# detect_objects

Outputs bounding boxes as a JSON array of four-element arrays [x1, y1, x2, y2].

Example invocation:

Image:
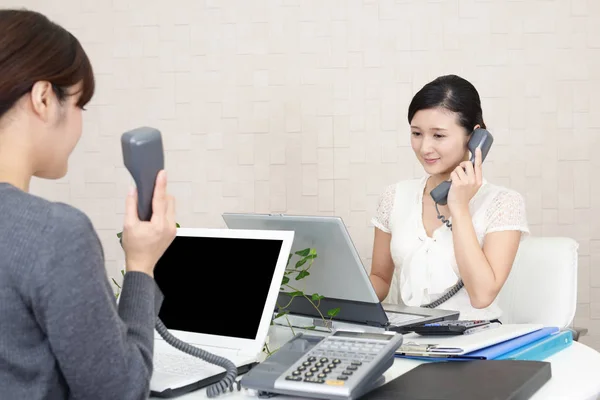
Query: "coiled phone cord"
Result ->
[[420, 204, 465, 309], [119, 238, 240, 396], [155, 319, 239, 397]]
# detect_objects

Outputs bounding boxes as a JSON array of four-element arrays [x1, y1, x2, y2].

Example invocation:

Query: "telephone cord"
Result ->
[[420, 204, 464, 309], [155, 318, 239, 397]]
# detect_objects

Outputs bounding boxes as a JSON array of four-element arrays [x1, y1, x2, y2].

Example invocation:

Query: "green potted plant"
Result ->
[[263, 247, 340, 356]]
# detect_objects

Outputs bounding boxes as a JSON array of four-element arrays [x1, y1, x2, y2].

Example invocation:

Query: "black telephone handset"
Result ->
[[121, 127, 238, 398], [430, 128, 494, 206], [419, 128, 493, 310]]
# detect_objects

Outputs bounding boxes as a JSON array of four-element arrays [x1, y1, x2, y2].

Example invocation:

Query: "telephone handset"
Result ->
[[430, 128, 494, 206], [121, 127, 238, 398], [420, 128, 494, 309]]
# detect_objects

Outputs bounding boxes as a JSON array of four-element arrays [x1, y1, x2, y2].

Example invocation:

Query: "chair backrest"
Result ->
[[496, 236, 579, 329]]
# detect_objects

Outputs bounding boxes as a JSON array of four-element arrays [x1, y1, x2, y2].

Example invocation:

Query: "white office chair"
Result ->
[[496, 236, 585, 340]]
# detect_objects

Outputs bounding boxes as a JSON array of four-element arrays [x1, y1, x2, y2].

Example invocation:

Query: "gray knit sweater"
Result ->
[[0, 183, 163, 399]]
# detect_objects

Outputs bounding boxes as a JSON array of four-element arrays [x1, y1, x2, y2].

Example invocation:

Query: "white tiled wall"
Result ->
[[6, 0, 599, 349]]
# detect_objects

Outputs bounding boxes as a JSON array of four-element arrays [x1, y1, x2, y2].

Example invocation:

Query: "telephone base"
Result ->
[[241, 331, 402, 400], [255, 375, 387, 399]]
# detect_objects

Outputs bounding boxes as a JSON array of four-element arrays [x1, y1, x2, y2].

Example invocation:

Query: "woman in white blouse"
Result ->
[[369, 75, 529, 321]]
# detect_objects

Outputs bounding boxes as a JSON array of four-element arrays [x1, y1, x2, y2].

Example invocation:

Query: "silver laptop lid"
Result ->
[[222, 213, 379, 304]]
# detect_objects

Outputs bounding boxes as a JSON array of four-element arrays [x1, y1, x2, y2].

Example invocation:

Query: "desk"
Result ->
[[159, 326, 600, 400]]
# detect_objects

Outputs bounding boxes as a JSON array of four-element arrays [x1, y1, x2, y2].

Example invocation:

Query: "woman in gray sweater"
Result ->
[[0, 9, 176, 400]]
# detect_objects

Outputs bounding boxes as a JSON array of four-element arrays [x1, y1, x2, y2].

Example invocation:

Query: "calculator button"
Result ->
[[286, 376, 302, 381], [308, 356, 316, 362], [297, 366, 306, 371], [302, 361, 311, 366], [327, 363, 336, 369], [315, 362, 323, 367], [292, 371, 301, 376], [325, 380, 346, 386], [318, 373, 327, 379], [320, 357, 328, 363], [332, 359, 341, 364], [323, 368, 332, 373], [305, 372, 313, 377], [347, 365, 358, 371], [342, 370, 353, 376], [310, 367, 318, 372], [337, 375, 349, 380], [351, 361, 362, 366]]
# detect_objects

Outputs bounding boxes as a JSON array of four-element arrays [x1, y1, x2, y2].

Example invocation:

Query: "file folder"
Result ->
[[396, 324, 543, 359], [497, 329, 573, 361], [398, 327, 571, 362], [361, 360, 552, 400]]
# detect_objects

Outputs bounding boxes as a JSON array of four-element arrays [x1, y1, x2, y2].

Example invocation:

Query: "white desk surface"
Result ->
[[155, 326, 600, 400]]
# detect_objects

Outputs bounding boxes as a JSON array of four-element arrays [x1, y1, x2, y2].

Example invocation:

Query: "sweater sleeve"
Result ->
[[29, 203, 163, 400]]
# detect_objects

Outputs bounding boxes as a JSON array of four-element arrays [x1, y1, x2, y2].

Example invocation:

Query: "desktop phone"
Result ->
[[121, 127, 238, 398], [420, 128, 494, 310], [240, 330, 404, 400]]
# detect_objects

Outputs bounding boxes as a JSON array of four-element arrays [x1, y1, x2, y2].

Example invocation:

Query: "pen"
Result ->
[[463, 322, 501, 335]]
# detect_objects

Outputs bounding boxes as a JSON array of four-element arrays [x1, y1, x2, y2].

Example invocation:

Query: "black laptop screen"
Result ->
[[153, 235, 283, 340]]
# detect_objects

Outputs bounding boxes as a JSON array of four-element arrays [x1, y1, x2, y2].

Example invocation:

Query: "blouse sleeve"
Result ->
[[485, 189, 530, 238], [371, 184, 396, 234]]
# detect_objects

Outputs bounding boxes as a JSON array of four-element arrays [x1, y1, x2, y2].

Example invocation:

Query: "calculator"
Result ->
[[410, 320, 492, 336], [240, 330, 404, 400]]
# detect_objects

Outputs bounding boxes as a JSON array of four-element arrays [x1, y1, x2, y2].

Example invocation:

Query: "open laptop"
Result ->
[[150, 227, 294, 398], [221, 213, 459, 333]]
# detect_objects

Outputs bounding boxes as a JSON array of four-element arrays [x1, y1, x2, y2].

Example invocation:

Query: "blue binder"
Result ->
[[496, 329, 573, 361], [398, 326, 561, 362]]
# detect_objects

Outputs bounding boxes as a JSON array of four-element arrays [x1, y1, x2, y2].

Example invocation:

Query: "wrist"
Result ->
[[125, 260, 154, 278], [449, 204, 470, 220]]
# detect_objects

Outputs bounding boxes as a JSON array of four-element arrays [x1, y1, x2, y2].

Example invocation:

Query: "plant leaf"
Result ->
[[295, 270, 310, 280], [312, 293, 324, 301], [116, 231, 122, 239], [295, 248, 310, 257], [295, 258, 307, 268], [327, 307, 340, 317], [288, 291, 304, 298], [309, 248, 317, 256], [176, 222, 180, 228], [281, 276, 290, 285]]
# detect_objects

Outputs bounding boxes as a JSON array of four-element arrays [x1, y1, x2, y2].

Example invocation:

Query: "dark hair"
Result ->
[[0, 9, 94, 119], [407, 74, 486, 132]]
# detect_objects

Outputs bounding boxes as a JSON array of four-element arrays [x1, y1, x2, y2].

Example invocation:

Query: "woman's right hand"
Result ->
[[122, 170, 177, 277]]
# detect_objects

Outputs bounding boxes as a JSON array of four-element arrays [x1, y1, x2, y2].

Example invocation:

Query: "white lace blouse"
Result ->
[[371, 176, 529, 321]]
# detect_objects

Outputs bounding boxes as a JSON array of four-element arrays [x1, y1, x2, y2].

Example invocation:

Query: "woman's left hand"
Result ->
[[447, 147, 483, 214]]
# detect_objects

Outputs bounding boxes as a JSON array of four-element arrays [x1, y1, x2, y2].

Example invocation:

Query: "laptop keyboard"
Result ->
[[154, 352, 225, 377], [385, 312, 423, 325]]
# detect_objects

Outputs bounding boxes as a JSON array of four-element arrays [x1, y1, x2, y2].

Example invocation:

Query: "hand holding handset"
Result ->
[[122, 127, 164, 221], [121, 127, 238, 398], [430, 128, 494, 206], [420, 128, 494, 310]]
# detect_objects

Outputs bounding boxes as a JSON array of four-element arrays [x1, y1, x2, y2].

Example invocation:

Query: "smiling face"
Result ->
[[410, 107, 471, 177]]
